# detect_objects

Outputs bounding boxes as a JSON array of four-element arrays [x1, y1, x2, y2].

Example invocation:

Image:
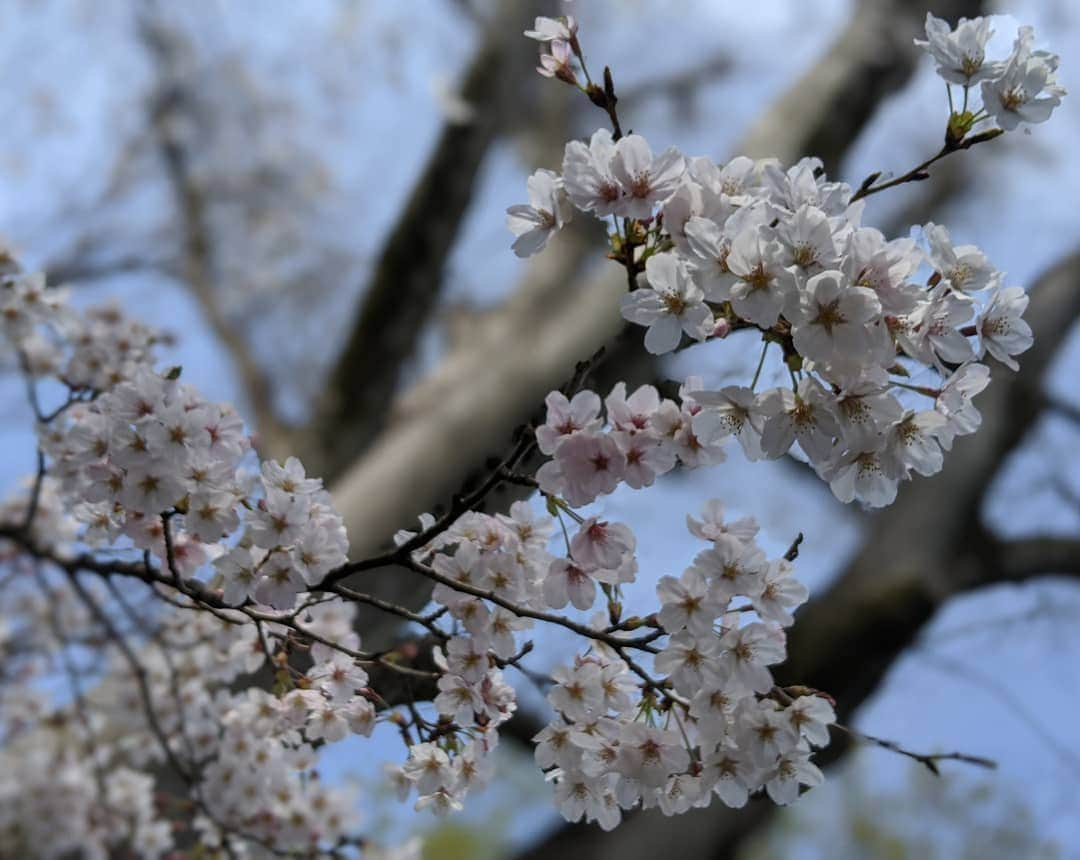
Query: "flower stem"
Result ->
[[751, 340, 770, 390]]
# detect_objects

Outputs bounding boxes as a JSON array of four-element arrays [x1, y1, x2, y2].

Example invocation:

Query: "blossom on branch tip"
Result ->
[[524, 15, 577, 44], [915, 13, 999, 84], [981, 26, 1065, 130], [537, 39, 578, 85]]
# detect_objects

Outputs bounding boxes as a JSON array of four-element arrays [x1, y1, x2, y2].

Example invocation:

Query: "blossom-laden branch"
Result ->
[[509, 11, 1062, 509], [0, 240, 834, 846], [0, 8, 1067, 856], [515, 239, 1080, 857]]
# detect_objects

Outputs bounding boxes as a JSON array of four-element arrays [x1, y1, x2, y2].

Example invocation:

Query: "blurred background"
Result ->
[[2, 0, 1079, 857]]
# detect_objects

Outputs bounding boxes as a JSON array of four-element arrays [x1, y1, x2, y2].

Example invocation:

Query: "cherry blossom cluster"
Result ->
[[0, 751, 170, 858], [535, 380, 722, 507], [377, 483, 830, 829], [179, 604, 371, 849], [3, 258, 792, 847], [917, 13, 1065, 133], [381, 500, 638, 819], [384, 503, 551, 815], [0, 265, 383, 853], [35, 351, 350, 609], [2, 263, 162, 390], [0, 568, 372, 855], [532, 499, 831, 829], [0, 526, 379, 852], [509, 14, 1060, 507]]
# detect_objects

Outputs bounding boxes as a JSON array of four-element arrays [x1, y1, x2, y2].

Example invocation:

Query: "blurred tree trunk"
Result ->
[[307, 0, 550, 478]]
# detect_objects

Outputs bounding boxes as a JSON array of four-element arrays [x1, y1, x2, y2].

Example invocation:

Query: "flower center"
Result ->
[[811, 298, 846, 334]]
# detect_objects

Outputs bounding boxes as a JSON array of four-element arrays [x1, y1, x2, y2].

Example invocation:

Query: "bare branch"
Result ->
[[851, 130, 1003, 202], [45, 253, 172, 286], [982, 535, 1080, 584], [916, 649, 1080, 774], [831, 722, 996, 776]]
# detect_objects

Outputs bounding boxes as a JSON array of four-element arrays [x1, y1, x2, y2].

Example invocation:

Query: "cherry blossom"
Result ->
[[978, 284, 1033, 370], [790, 270, 883, 368], [536, 389, 603, 455], [725, 223, 791, 327], [536, 429, 626, 506], [507, 168, 573, 257], [981, 26, 1066, 130], [524, 15, 578, 44], [620, 252, 713, 354], [824, 443, 901, 508], [915, 13, 999, 84], [562, 128, 624, 216], [610, 134, 685, 220], [544, 558, 598, 611], [570, 517, 636, 569]]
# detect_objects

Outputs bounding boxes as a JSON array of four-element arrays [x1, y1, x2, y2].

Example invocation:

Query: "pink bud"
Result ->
[[712, 318, 732, 339]]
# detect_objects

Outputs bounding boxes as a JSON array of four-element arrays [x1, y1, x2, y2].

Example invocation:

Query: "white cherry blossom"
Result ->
[[978, 285, 1032, 370], [791, 270, 883, 369], [609, 134, 685, 219], [506, 168, 573, 258], [982, 26, 1065, 130], [563, 128, 623, 216], [725, 225, 791, 327], [925, 223, 995, 293], [621, 252, 712, 354], [915, 13, 999, 84]]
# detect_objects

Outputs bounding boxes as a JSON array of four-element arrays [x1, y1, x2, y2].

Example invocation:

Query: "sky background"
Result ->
[[1, 0, 1078, 856]]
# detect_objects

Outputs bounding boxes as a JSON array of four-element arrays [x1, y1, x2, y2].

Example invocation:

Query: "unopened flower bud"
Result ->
[[537, 41, 578, 86], [713, 318, 732, 339]]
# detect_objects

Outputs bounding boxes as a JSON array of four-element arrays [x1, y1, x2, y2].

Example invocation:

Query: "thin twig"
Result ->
[[831, 722, 997, 776], [850, 129, 1003, 203]]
